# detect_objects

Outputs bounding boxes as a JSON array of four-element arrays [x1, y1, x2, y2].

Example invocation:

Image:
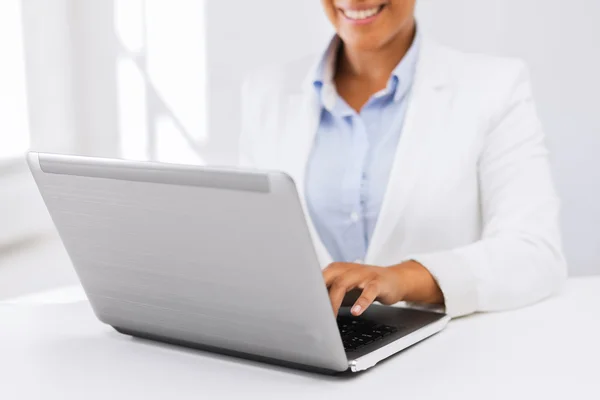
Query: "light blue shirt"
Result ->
[[306, 34, 420, 263]]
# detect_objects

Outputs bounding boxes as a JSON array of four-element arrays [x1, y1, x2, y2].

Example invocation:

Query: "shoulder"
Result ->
[[423, 39, 534, 124], [239, 54, 319, 166], [428, 39, 528, 83], [425, 39, 531, 104]]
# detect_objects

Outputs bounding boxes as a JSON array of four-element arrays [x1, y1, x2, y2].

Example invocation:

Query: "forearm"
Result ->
[[389, 261, 444, 305]]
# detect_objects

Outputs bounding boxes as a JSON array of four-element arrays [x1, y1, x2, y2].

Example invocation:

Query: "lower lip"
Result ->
[[340, 7, 384, 25]]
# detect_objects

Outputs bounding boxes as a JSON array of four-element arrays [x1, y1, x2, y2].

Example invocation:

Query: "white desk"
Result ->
[[2, 277, 599, 400]]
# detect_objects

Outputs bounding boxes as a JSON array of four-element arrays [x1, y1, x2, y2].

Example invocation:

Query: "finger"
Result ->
[[328, 271, 368, 316], [351, 280, 381, 316], [323, 262, 353, 288]]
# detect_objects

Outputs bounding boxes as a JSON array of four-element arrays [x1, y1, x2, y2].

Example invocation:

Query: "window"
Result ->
[[115, 0, 207, 165], [1, 0, 211, 246]]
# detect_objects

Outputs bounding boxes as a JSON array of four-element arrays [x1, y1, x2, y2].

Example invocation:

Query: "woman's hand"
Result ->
[[322, 261, 444, 317]]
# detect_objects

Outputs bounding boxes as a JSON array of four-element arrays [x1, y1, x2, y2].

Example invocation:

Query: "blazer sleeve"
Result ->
[[409, 62, 567, 317]]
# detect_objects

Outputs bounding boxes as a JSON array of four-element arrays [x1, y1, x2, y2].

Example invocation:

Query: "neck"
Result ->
[[336, 18, 416, 84]]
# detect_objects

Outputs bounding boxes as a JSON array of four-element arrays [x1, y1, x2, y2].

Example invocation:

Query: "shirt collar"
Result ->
[[313, 29, 421, 111]]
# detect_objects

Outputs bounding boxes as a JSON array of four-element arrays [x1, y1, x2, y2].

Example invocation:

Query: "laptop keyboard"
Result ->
[[337, 315, 399, 352]]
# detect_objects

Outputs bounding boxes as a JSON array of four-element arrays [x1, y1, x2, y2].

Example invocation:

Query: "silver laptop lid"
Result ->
[[28, 152, 349, 372]]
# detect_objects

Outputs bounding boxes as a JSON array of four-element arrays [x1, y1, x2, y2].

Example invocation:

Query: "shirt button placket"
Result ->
[[354, 117, 369, 262]]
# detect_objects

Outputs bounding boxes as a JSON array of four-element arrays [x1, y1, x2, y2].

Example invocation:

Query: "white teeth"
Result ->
[[343, 6, 380, 21]]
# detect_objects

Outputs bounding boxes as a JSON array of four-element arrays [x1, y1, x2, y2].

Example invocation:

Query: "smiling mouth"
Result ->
[[340, 5, 385, 21]]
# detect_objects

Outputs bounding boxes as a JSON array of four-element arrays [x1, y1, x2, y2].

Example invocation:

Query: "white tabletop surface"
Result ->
[[2, 277, 600, 400]]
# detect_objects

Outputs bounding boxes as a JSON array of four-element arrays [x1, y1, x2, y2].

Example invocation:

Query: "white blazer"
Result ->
[[239, 37, 567, 317]]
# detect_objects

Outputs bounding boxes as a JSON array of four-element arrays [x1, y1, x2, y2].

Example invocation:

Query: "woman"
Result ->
[[239, 0, 566, 318]]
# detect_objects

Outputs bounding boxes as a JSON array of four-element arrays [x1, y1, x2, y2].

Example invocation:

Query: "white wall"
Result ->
[[20, 0, 80, 154], [205, 0, 600, 276], [0, 0, 75, 244]]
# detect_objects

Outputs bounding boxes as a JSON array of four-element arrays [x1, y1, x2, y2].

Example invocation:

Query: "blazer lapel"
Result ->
[[365, 39, 454, 264], [279, 87, 334, 268]]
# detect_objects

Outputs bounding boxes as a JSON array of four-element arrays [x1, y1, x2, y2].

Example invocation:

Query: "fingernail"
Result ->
[[352, 305, 362, 315]]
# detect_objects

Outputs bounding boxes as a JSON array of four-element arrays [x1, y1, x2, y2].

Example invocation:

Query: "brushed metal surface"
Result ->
[[38, 153, 270, 193], [27, 152, 349, 372]]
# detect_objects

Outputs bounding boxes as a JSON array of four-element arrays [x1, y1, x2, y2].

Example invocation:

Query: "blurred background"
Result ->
[[1, 0, 599, 300]]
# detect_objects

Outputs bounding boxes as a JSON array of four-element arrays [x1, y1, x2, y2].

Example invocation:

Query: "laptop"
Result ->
[[27, 152, 450, 373]]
